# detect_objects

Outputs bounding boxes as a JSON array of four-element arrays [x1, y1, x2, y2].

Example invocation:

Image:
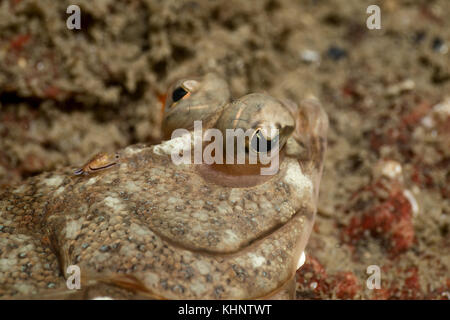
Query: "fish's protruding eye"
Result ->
[[250, 129, 279, 153], [172, 86, 189, 103]]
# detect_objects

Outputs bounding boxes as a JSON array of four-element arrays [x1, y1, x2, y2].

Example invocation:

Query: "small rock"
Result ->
[[301, 49, 320, 63], [99, 245, 110, 252], [403, 189, 419, 217], [432, 98, 450, 117], [373, 160, 403, 181], [386, 79, 415, 96], [326, 46, 347, 61], [431, 37, 448, 54], [92, 296, 114, 300], [412, 30, 426, 44]]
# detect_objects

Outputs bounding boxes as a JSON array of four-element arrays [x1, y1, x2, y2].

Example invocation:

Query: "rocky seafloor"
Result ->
[[0, 0, 448, 299]]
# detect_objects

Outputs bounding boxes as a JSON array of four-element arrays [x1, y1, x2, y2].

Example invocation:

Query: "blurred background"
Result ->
[[0, 0, 448, 299]]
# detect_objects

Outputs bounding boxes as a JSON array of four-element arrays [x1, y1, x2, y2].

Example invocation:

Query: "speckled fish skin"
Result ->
[[0, 98, 328, 300]]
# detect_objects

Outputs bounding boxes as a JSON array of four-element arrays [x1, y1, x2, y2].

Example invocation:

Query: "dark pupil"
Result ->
[[251, 130, 279, 153], [172, 87, 188, 102]]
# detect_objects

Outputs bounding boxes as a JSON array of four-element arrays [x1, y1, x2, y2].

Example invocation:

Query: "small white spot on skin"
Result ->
[[125, 181, 141, 193], [403, 189, 419, 216], [54, 186, 65, 196], [227, 286, 246, 298], [94, 252, 110, 263], [194, 260, 211, 275], [217, 202, 233, 215], [222, 229, 239, 246], [0, 258, 18, 272], [228, 189, 242, 204], [12, 185, 26, 194], [43, 175, 64, 188], [120, 243, 138, 258], [123, 147, 144, 156], [167, 197, 182, 205], [296, 251, 306, 270], [65, 220, 82, 240], [153, 133, 192, 156], [103, 196, 123, 210], [283, 159, 313, 196], [13, 283, 36, 295], [193, 210, 209, 222], [85, 176, 100, 186], [248, 254, 266, 268], [143, 272, 159, 287], [129, 223, 152, 238], [190, 280, 207, 296]]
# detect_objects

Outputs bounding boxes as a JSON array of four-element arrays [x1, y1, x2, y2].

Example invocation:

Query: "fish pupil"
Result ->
[[251, 130, 279, 153], [172, 87, 188, 102]]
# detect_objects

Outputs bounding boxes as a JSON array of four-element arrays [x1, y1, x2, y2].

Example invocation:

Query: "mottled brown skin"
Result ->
[[0, 85, 328, 300]]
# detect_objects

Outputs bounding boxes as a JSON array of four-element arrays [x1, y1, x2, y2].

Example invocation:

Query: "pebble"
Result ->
[[432, 98, 450, 116], [374, 160, 403, 181], [431, 37, 448, 54], [403, 190, 419, 217], [386, 79, 415, 96], [92, 296, 114, 300], [326, 46, 347, 61], [17, 57, 27, 68], [301, 49, 320, 63], [99, 245, 110, 252], [412, 30, 426, 44]]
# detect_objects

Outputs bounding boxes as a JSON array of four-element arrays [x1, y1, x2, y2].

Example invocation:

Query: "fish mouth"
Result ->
[[148, 204, 314, 258], [96, 208, 313, 300]]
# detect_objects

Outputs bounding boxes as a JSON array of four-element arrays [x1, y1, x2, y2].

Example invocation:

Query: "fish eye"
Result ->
[[250, 129, 279, 153], [171, 86, 189, 103]]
